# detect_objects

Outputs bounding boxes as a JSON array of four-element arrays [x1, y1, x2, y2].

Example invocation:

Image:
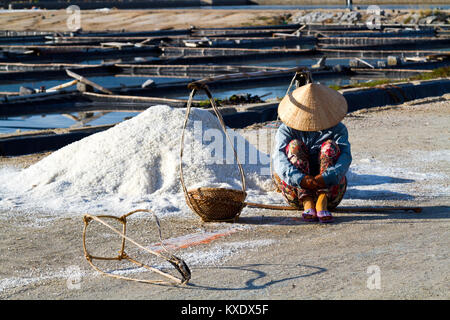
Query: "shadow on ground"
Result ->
[[182, 263, 327, 291], [237, 205, 450, 226], [348, 173, 415, 187], [346, 172, 416, 201]]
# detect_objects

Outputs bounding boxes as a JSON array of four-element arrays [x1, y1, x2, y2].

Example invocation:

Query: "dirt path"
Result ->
[[0, 95, 448, 300]]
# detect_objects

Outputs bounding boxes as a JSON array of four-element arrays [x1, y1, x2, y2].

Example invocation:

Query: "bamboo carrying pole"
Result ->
[[244, 202, 422, 213]]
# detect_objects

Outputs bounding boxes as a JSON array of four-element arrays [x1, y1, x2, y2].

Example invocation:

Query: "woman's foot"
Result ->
[[317, 210, 334, 223], [302, 208, 318, 222], [315, 192, 334, 223], [302, 196, 317, 222]]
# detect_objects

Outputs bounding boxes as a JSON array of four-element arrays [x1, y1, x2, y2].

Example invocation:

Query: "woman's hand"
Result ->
[[300, 175, 318, 190], [314, 174, 327, 189], [300, 175, 327, 190]]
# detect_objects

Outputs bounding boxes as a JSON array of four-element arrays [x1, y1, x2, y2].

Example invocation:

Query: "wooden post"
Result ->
[[347, 0, 353, 10]]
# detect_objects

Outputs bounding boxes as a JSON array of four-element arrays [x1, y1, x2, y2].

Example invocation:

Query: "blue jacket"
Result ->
[[273, 122, 352, 187]]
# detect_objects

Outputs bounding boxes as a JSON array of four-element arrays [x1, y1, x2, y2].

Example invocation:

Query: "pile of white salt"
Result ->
[[0, 105, 275, 217]]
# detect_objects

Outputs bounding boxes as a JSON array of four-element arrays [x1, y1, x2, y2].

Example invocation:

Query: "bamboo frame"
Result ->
[[82, 209, 191, 286]]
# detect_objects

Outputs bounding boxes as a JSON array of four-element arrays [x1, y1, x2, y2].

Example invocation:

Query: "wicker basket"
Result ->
[[180, 85, 247, 222], [185, 187, 247, 222]]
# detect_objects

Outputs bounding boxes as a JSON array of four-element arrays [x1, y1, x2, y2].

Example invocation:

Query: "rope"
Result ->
[[82, 209, 191, 286], [179, 88, 198, 212]]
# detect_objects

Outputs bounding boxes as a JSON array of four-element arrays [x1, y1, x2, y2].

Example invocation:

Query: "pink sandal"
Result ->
[[317, 210, 334, 223], [302, 208, 318, 222]]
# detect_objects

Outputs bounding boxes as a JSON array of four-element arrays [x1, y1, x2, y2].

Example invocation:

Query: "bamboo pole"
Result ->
[[81, 92, 201, 106], [354, 58, 375, 69], [66, 69, 113, 95], [115, 63, 288, 71], [244, 202, 422, 213], [47, 79, 78, 92]]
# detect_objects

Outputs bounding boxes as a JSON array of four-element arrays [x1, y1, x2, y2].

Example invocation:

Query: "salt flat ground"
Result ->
[[0, 95, 449, 299], [0, 8, 446, 32], [0, 9, 292, 31]]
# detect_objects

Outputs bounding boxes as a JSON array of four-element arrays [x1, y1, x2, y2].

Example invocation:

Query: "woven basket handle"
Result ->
[[179, 88, 197, 204], [179, 85, 247, 199]]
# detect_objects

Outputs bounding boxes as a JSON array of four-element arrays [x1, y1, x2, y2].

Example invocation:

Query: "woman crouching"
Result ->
[[273, 83, 352, 223]]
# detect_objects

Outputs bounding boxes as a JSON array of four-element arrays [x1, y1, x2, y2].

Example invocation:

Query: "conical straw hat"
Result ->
[[278, 83, 348, 131]]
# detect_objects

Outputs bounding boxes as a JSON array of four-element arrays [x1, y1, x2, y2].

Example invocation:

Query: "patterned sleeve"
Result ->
[[272, 124, 305, 187], [322, 123, 352, 186]]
